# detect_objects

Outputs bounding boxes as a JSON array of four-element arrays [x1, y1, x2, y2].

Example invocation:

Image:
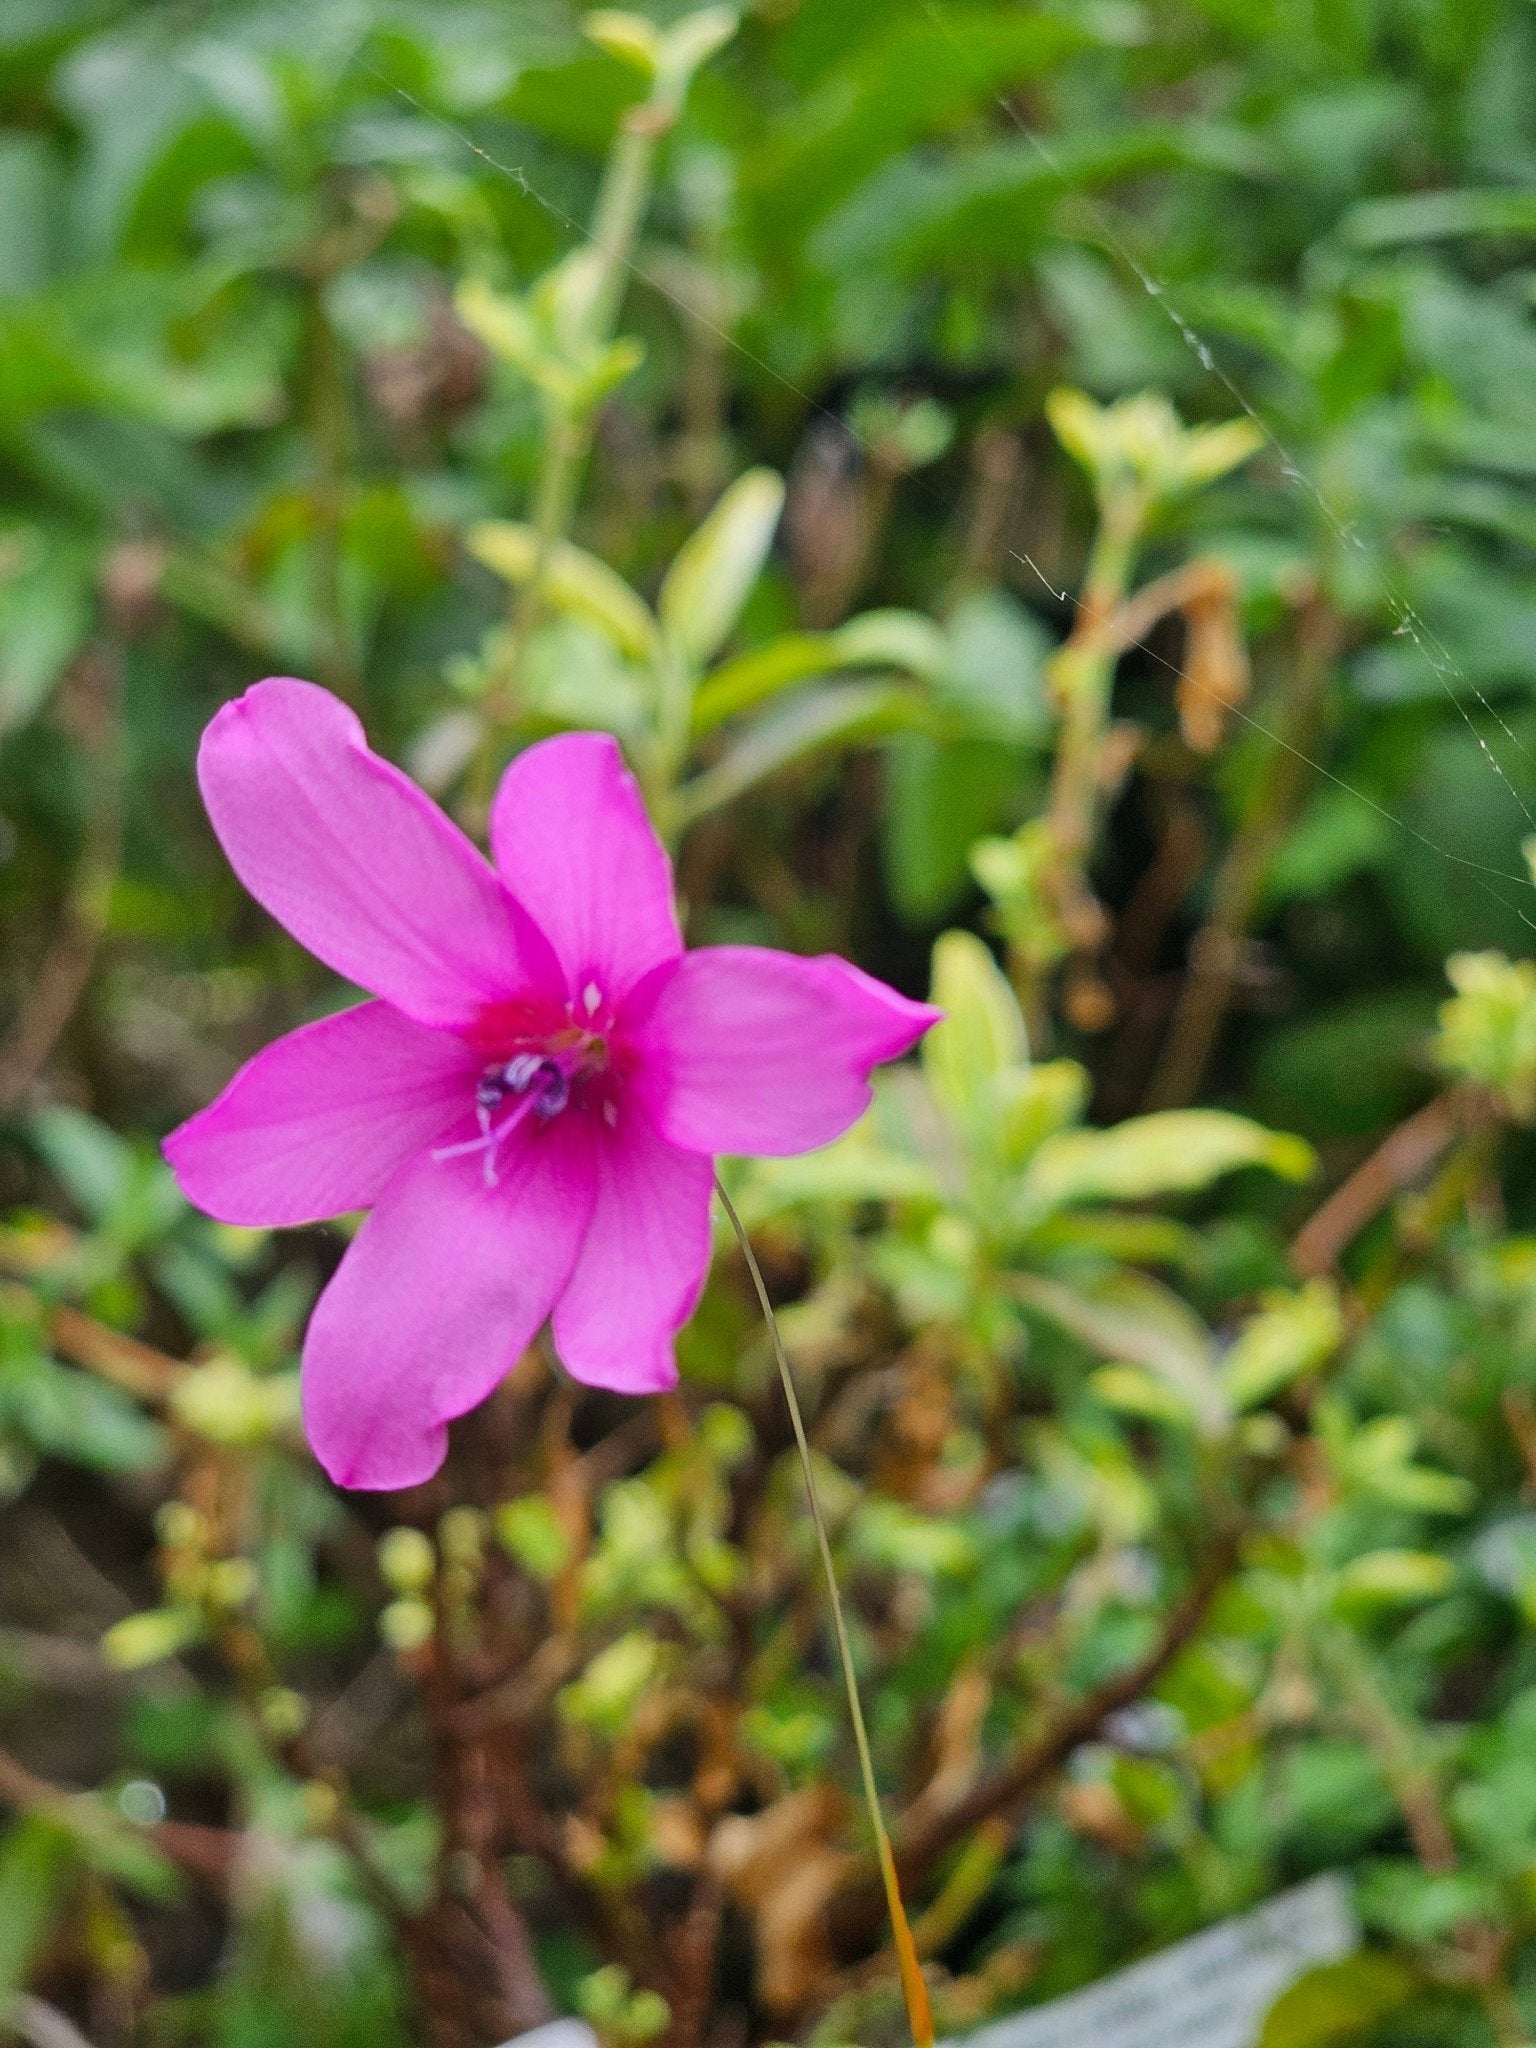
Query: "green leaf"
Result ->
[[1089, 1364, 1198, 1428], [1223, 1282, 1344, 1412], [692, 633, 847, 731], [28, 1105, 133, 1221], [1024, 1110, 1314, 1210], [1257, 1953, 1416, 2048], [939, 588, 1053, 744], [453, 277, 546, 381], [659, 468, 784, 671], [673, 680, 921, 825], [1012, 1270, 1225, 1430], [467, 522, 659, 663], [11, 1357, 168, 1472], [1436, 950, 1536, 1120], [1332, 1550, 1456, 1612], [692, 608, 944, 733], [922, 930, 1025, 1132], [992, 1059, 1089, 1170], [884, 734, 1033, 923], [1341, 188, 1536, 248], [101, 1607, 203, 1671], [0, 528, 93, 737], [834, 608, 949, 680], [582, 9, 661, 78], [657, 6, 738, 96], [0, 1814, 78, 2006]]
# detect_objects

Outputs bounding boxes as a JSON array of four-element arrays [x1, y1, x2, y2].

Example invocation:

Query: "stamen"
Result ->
[[582, 981, 602, 1017], [433, 1055, 572, 1186]]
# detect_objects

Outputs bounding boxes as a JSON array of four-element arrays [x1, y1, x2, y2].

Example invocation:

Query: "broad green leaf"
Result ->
[[923, 930, 1025, 1131], [1257, 1953, 1416, 2048], [658, 468, 784, 670], [1332, 1549, 1456, 1611], [1012, 1270, 1225, 1430], [1173, 416, 1263, 488], [1024, 1110, 1314, 1210], [28, 1104, 133, 1221], [691, 608, 944, 733], [0, 529, 93, 737], [746, 1141, 938, 1217], [467, 522, 659, 663], [673, 680, 922, 825], [101, 1606, 203, 1670], [992, 1058, 1088, 1169], [1223, 1281, 1344, 1411], [1089, 1364, 1197, 1428], [10, 1356, 168, 1472], [559, 1630, 663, 1735], [1436, 949, 1536, 1119], [835, 608, 949, 681], [692, 633, 846, 731], [939, 587, 1053, 743], [850, 1497, 975, 1577]]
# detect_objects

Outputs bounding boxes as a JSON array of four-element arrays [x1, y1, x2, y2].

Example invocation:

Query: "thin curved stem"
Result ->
[[713, 1177, 933, 2048]]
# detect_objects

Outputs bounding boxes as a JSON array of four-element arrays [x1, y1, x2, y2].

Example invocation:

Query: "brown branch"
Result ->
[[46, 1301, 186, 1403], [1146, 594, 1340, 1109], [1290, 1090, 1478, 1280], [665, 1871, 726, 2048], [0, 651, 122, 1108], [0, 1740, 238, 1892], [827, 1530, 1239, 1961]]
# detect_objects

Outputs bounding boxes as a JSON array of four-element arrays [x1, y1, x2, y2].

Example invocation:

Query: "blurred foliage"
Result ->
[[1, 0, 1536, 2045]]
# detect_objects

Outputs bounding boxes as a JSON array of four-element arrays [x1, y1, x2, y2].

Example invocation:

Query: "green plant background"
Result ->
[[1, 2, 1535, 2045]]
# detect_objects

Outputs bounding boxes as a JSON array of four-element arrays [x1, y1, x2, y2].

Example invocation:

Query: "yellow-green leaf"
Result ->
[[583, 8, 661, 75], [658, 5, 738, 92], [1089, 1365, 1198, 1429], [468, 521, 659, 662], [1258, 1953, 1416, 2048], [658, 468, 784, 669], [1333, 1550, 1456, 1611], [1013, 1270, 1224, 1431], [691, 608, 945, 734], [993, 1058, 1089, 1169], [922, 930, 1025, 1131], [1024, 1109, 1314, 1211], [1222, 1280, 1343, 1412]]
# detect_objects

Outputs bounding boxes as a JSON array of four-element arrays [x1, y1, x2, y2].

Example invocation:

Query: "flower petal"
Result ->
[[632, 947, 941, 1157], [200, 678, 558, 1031], [489, 731, 681, 1004], [163, 1001, 479, 1228], [551, 1101, 713, 1395], [302, 1120, 596, 1490]]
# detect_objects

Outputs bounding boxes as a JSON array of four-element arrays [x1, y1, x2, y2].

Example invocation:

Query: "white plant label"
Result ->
[[952, 1873, 1357, 2048]]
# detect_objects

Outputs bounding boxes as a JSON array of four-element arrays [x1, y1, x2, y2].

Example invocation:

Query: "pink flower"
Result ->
[[164, 679, 939, 1490]]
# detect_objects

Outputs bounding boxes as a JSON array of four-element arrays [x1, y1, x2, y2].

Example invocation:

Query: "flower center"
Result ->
[[432, 1024, 611, 1186]]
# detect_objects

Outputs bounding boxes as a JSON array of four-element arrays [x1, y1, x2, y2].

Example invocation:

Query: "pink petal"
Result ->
[[631, 947, 941, 1157], [551, 1101, 713, 1395], [164, 1001, 479, 1227], [200, 679, 559, 1031], [302, 1119, 596, 1490], [489, 732, 681, 1005]]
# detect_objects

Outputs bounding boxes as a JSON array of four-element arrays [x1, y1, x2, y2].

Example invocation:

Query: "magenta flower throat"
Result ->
[[164, 679, 939, 1490]]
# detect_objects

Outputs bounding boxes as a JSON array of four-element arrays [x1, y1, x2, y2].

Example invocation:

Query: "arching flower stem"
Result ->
[[713, 1176, 934, 2048]]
